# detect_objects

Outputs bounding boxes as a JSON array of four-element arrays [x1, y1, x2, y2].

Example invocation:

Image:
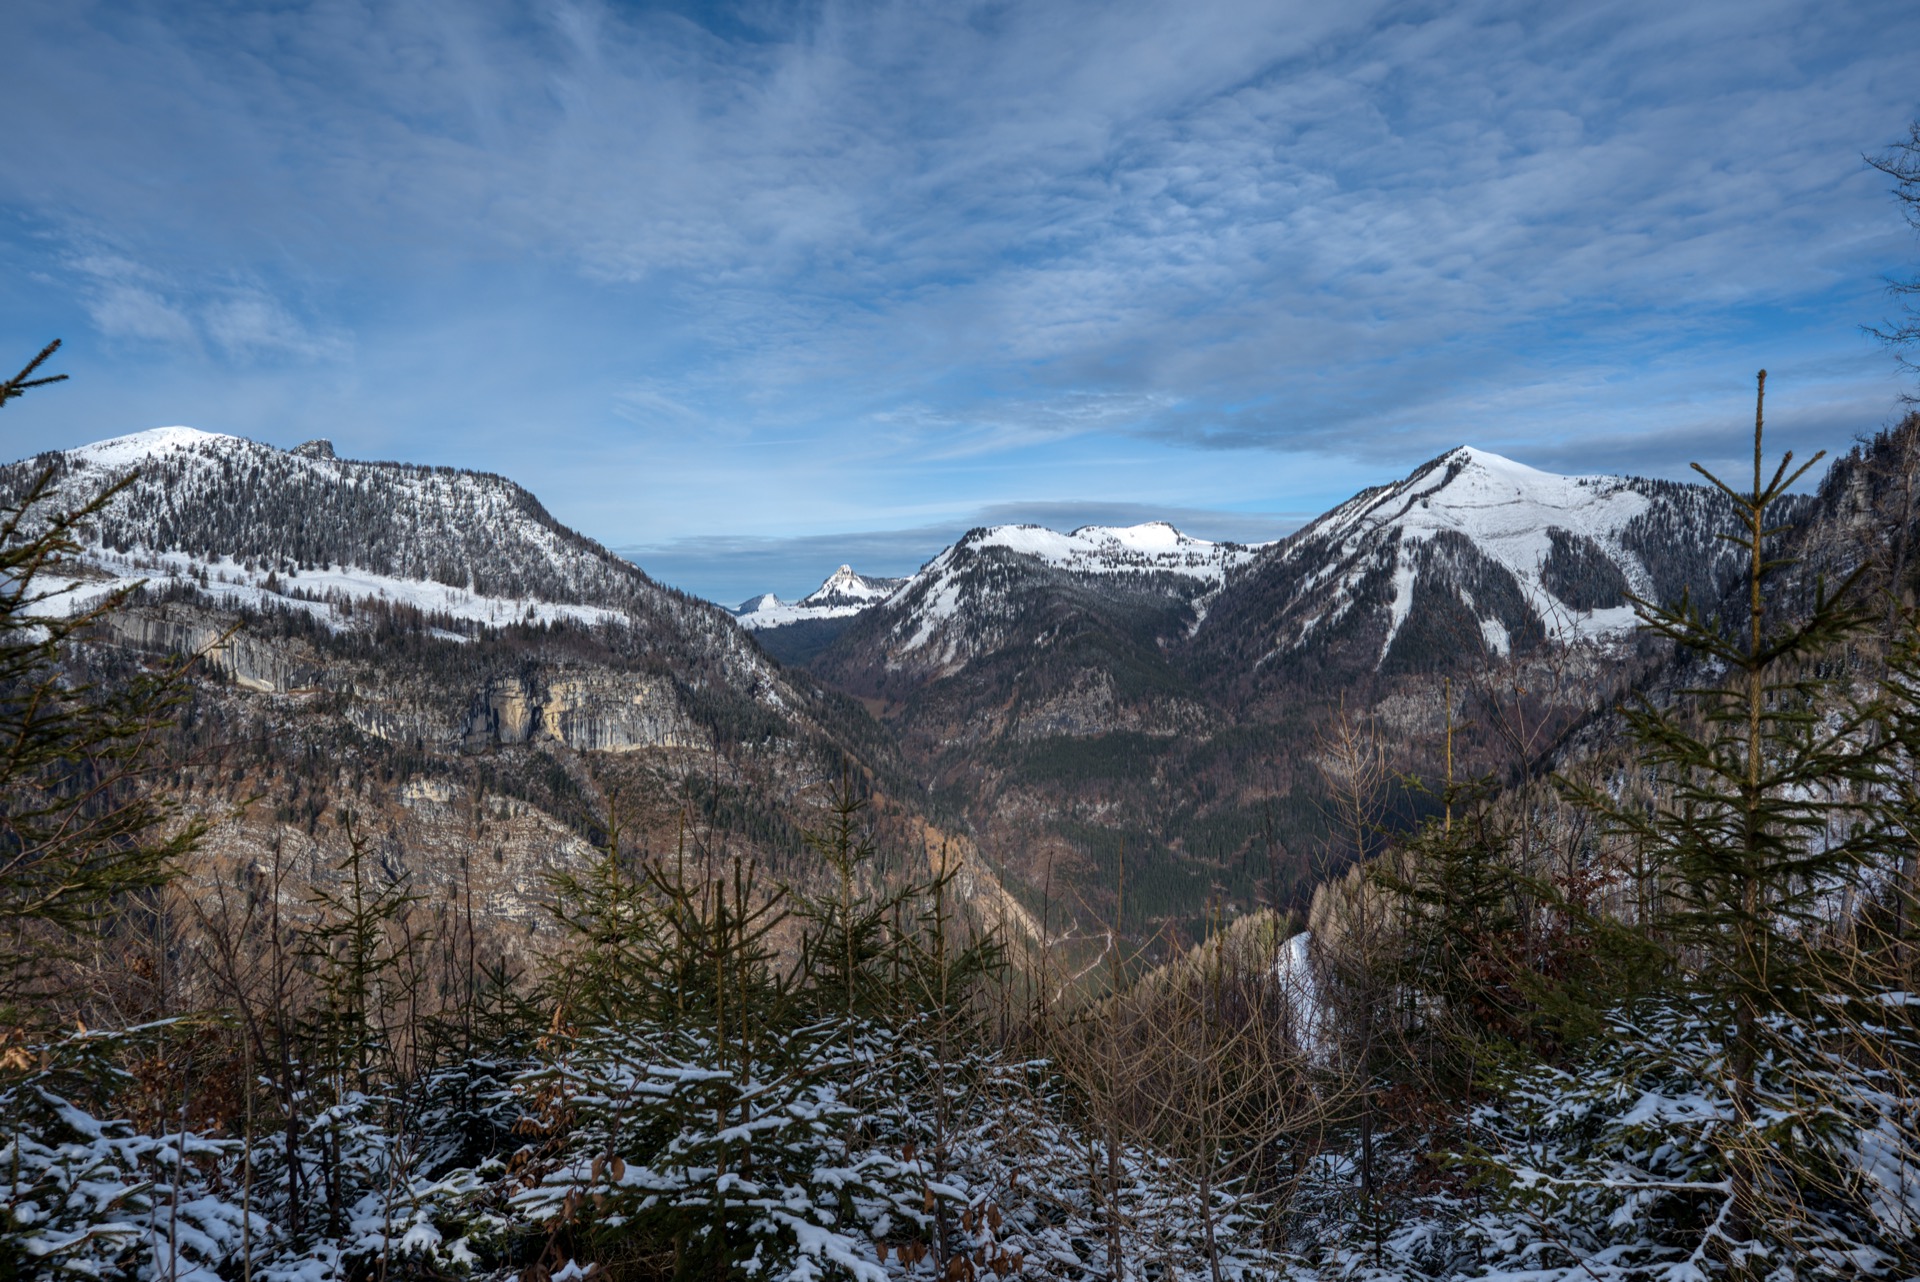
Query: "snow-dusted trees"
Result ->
[[1444, 380, 1920, 1279]]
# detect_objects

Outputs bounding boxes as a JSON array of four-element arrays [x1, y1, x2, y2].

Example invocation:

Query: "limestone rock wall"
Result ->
[[460, 671, 705, 753]]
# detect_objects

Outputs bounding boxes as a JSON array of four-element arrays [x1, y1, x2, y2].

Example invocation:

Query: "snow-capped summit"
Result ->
[[733, 565, 907, 631], [914, 521, 1258, 592], [1192, 445, 1741, 682], [800, 565, 905, 609], [806, 520, 1265, 684], [935, 521, 1249, 582], [0, 427, 792, 695], [64, 425, 247, 471]]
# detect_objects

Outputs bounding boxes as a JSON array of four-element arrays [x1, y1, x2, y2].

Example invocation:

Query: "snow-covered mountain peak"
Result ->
[[1203, 446, 1736, 677], [733, 564, 908, 632], [64, 426, 251, 472], [947, 520, 1256, 580], [1337, 446, 1648, 557], [800, 564, 900, 607], [825, 520, 1268, 676]]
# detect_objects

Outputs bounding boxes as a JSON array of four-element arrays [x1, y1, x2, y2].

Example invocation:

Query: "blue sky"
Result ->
[[2, 0, 1916, 605]]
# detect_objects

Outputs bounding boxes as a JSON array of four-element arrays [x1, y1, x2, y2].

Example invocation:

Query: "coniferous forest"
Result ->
[[5, 121, 1920, 1282]]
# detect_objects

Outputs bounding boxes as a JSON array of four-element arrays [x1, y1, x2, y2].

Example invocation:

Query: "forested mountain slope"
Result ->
[[783, 453, 1748, 940], [1, 427, 1024, 949]]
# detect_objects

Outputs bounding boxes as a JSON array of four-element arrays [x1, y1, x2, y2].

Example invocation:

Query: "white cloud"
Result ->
[[203, 289, 347, 361], [0, 0, 1914, 544]]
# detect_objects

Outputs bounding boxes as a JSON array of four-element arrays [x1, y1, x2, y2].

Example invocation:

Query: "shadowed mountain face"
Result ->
[[790, 449, 1755, 933], [6, 428, 1807, 944]]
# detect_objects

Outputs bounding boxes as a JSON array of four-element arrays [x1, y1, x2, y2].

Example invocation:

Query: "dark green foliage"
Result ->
[[1555, 373, 1895, 1258], [1613, 475, 1759, 612], [299, 813, 423, 1090], [1540, 526, 1632, 610], [515, 779, 1006, 1282], [797, 782, 1003, 1028], [0, 345, 202, 1014], [748, 614, 857, 666], [1373, 781, 1661, 1095]]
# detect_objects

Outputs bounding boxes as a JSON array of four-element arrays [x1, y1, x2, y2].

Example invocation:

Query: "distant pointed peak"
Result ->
[[800, 563, 902, 606]]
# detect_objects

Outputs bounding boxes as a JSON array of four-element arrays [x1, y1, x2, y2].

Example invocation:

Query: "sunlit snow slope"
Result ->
[[1194, 446, 1740, 682], [1, 427, 779, 683]]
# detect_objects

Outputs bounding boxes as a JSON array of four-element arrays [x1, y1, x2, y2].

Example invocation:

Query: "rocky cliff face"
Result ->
[[8, 427, 1016, 965], [460, 671, 704, 753], [98, 606, 325, 694]]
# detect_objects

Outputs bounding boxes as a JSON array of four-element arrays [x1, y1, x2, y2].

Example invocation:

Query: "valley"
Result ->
[[7, 377, 1920, 1282], [6, 13, 1917, 1278], [6, 428, 1774, 950]]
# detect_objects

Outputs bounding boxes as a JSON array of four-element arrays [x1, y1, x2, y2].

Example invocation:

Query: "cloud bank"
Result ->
[[1, 0, 1915, 602]]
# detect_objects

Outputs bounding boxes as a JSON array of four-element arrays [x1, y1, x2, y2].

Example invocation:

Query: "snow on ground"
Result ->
[[28, 546, 630, 634]]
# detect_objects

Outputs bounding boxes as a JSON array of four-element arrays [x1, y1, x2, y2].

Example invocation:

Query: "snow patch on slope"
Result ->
[[26, 547, 628, 634]]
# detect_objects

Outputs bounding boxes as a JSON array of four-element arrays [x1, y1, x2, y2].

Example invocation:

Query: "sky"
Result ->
[[1, 0, 1917, 605]]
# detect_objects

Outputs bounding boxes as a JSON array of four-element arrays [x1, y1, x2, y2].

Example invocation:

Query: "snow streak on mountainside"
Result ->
[[1, 427, 785, 693], [733, 565, 907, 630], [1196, 446, 1743, 682]]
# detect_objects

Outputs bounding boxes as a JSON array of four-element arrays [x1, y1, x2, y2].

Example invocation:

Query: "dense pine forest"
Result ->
[[6, 129, 1920, 1282]]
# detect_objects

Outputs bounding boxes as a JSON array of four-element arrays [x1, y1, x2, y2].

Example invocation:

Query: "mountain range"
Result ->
[[8, 425, 1867, 947], [1, 427, 1035, 954]]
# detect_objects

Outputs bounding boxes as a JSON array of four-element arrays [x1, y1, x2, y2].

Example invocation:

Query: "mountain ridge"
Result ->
[[0, 426, 1775, 937]]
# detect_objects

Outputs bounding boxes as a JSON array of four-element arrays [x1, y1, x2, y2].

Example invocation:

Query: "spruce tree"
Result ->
[[0, 342, 202, 1018], [1544, 371, 1894, 1271]]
